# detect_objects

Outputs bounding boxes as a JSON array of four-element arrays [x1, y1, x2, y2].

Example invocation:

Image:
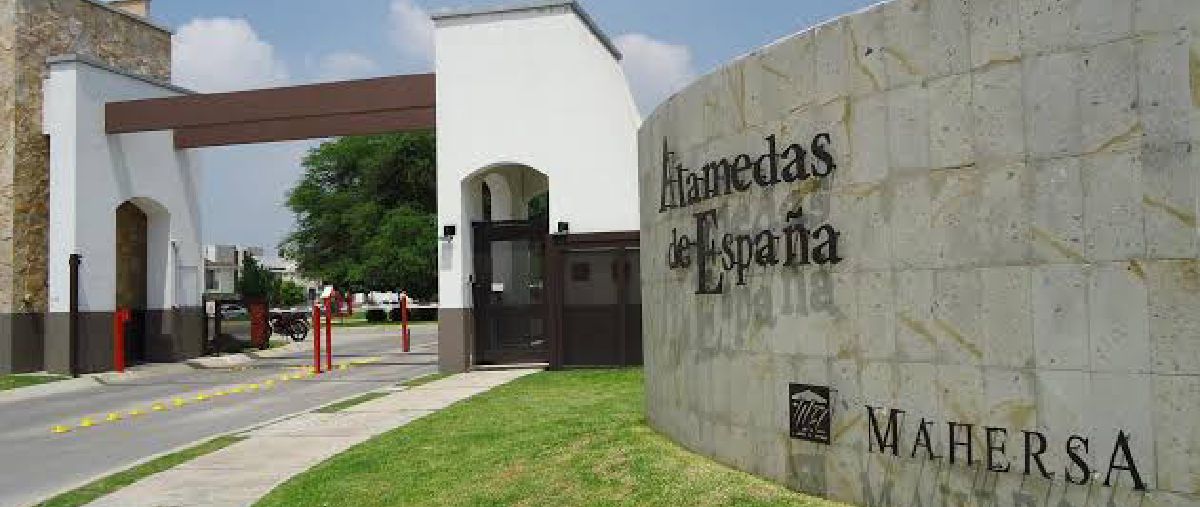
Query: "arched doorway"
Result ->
[[115, 201, 149, 363], [465, 165, 550, 365]]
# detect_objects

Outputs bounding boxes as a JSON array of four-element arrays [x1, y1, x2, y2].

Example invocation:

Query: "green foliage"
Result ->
[[237, 254, 273, 300], [271, 278, 308, 307], [282, 132, 437, 299]]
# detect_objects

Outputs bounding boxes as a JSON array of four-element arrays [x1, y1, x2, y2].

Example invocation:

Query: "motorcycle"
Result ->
[[269, 311, 311, 342]]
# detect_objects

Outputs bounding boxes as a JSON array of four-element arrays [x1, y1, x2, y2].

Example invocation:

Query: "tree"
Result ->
[[281, 132, 437, 299], [237, 254, 273, 301], [271, 278, 309, 307]]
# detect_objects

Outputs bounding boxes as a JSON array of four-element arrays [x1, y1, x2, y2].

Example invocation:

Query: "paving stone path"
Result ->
[[84, 369, 539, 507]]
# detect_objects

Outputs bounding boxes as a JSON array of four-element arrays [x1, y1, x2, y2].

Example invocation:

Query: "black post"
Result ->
[[68, 254, 82, 377]]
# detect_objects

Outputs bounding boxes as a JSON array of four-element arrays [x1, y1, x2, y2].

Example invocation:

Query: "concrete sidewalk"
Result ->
[[82, 368, 539, 507]]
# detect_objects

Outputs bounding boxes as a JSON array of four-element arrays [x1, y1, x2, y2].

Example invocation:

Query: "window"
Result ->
[[205, 269, 217, 291]]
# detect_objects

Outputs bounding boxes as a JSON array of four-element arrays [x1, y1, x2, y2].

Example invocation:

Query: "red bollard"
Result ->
[[324, 298, 333, 371], [312, 303, 322, 374], [401, 295, 410, 353], [113, 308, 128, 373]]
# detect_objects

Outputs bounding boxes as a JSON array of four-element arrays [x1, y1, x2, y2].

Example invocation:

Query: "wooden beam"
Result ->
[[105, 74, 436, 148]]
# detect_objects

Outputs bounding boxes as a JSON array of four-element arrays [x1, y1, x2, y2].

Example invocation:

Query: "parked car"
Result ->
[[220, 304, 247, 318]]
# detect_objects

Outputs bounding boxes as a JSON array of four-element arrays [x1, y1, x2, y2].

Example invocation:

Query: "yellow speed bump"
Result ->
[[247, 384, 260, 391], [290, 374, 303, 380], [279, 374, 291, 381], [338, 364, 349, 371], [151, 403, 167, 412], [213, 391, 228, 397], [128, 409, 145, 417], [51, 425, 72, 434], [105, 412, 122, 422], [194, 393, 211, 401], [263, 380, 276, 388], [173, 398, 187, 407], [79, 417, 96, 428], [230, 387, 244, 394]]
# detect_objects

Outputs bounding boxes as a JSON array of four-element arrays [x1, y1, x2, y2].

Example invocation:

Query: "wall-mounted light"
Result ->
[[443, 225, 457, 240], [557, 221, 570, 235]]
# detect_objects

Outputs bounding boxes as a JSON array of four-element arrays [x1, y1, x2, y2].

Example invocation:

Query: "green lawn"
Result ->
[[0, 374, 67, 392], [37, 436, 245, 507], [256, 369, 842, 507]]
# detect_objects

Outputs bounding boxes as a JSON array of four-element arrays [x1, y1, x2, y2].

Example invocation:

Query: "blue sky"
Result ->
[[147, 0, 879, 256]]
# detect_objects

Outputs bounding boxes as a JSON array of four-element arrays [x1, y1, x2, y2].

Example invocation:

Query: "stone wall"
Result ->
[[638, 0, 1199, 506], [0, 0, 169, 372]]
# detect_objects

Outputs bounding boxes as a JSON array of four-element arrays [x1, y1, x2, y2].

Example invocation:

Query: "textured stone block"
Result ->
[[847, 93, 890, 185], [846, 4, 887, 95], [1023, 51, 1083, 159], [891, 174, 940, 269], [930, 167, 982, 267], [813, 20, 852, 105], [1019, 0, 1076, 55], [1137, 30, 1193, 146], [888, 83, 931, 171], [1033, 264, 1089, 370], [971, 62, 1025, 163], [1142, 143, 1199, 259], [883, 0, 931, 88], [1031, 156, 1086, 263], [978, 161, 1032, 265], [1146, 260, 1200, 374], [933, 269, 985, 365], [1153, 374, 1200, 495], [1075, 0, 1134, 47], [894, 269, 938, 362], [857, 270, 896, 360], [981, 265, 1034, 368], [1088, 261, 1151, 373], [1083, 148, 1147, 261], [970, 0, 1021, 68], [928, 0, 971, 78], [1080, 38, 1139, 154], [928, 73, 973, 169], [744, 35, 814, 127], [1034, 370, 1089, 470]]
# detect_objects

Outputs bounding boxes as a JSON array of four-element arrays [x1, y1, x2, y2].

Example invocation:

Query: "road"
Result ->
[[0, 325, 438, 507]]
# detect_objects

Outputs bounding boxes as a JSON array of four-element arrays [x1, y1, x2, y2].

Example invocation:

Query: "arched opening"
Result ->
[[463, 164, 550, 366], [115, 201, 149, 363], [114, 197, 172, 365]]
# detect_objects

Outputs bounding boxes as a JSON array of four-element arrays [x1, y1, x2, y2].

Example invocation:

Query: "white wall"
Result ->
[[435, 3, 642, 309], [45, 58, 204, 313]]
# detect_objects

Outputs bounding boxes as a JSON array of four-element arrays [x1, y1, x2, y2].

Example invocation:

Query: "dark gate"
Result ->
[[471, 220, 549, 365], [547, 232, 641, 368]]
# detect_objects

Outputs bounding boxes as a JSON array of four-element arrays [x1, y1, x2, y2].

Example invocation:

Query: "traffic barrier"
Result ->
[[324, 297, 333, 371], [312, 303, 323, 374], [401, 294, 410, 353], [113, 308, 131, 373]]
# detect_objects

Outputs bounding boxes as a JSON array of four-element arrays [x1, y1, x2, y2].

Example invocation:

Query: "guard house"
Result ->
[[2, 0, 644, 375], [433, 2, 643, 372]]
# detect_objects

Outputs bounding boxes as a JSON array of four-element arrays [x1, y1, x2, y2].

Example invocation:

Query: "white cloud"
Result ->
[[615, 33, 697, 114], [172, 18, 290, 92], [389, 0, 435, 68], [315, 52, 381, 82]]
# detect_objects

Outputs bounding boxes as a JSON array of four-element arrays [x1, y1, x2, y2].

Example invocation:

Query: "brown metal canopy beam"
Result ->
[[105, 73, 436, 149]]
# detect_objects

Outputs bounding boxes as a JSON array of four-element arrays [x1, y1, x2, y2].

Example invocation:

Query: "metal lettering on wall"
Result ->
[[785, 384, 1148, 492], [657, 134, 844, 295]]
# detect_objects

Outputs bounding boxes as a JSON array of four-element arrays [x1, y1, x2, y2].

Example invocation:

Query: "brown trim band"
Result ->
[[106, 74, 437, 149]]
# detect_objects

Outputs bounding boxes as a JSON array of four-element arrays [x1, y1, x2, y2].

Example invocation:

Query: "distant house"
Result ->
[[202, 245, 264, 299]]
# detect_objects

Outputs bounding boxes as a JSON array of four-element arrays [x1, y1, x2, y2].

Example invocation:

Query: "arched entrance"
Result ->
[[113, 198, 171, 365], [465, 165, 550, 365], [115, 201, 149, 363]]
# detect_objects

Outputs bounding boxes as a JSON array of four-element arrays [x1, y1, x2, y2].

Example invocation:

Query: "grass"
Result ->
[[399, 372, 450, 388], [329, 315, 437, 328], [0, 374, 68, 392], [36, 435, 246, 507], [255, 369, 843, 507], [315, 391, 391, 413]]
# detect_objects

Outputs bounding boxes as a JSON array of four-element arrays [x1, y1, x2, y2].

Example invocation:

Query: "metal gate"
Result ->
[[471, 220, 549, 365]]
